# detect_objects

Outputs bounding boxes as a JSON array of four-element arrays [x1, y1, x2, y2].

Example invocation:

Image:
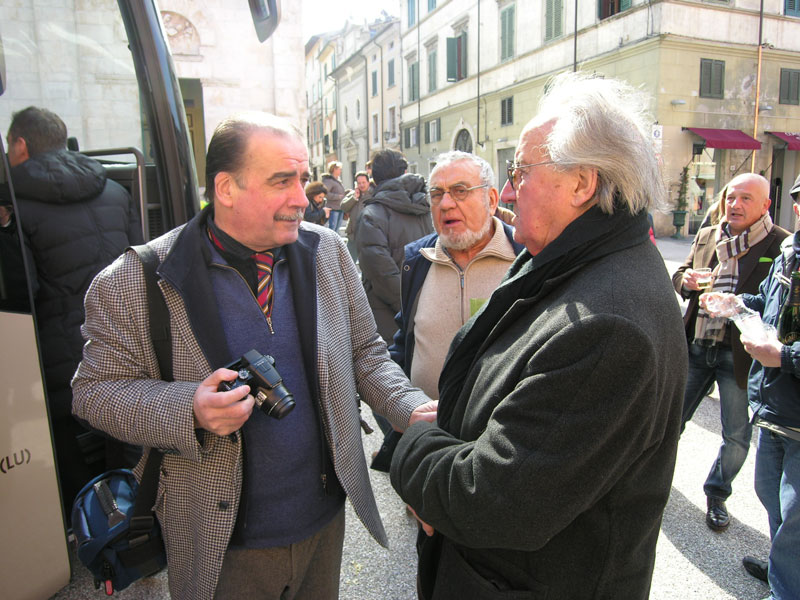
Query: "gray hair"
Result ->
[[528, 71, 664, 214], [430, 151, 494, 187]]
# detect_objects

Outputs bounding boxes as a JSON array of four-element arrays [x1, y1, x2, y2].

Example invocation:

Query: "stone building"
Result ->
[[397, 0, 800, 236]]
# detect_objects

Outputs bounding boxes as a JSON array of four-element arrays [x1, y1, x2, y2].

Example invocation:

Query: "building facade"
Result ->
[[395, 0, 800, 236]]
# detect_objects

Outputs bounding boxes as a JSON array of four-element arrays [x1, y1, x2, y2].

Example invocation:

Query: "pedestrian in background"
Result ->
[[321, 160, 345, 234], [674, 173, 788, 533], [303, 181, 330, 226], [341, 170, 371, 262]]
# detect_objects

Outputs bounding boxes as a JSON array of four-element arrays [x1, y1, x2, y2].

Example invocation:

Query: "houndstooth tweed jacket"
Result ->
[[72, 209, 428, 600]]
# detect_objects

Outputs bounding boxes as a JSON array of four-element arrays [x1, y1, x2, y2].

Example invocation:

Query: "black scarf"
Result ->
[[436, 203, 650, 431]]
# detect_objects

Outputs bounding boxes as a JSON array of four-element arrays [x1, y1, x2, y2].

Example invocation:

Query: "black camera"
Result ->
[[218, 349, 295, 419]]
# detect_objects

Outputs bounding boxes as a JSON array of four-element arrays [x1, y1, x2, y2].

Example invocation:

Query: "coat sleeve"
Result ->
[[356, 204, 402, 311], [71, 251, 207, 460], [320, 231, 428, 428], [390, 314, 673, 550]]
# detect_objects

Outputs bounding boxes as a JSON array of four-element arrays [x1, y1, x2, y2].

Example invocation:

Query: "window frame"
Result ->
[[699, 58, 725, 100]]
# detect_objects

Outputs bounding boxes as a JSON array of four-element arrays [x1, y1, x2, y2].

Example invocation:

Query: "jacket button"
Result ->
[[403, 264, 410, 271], [218, 501, 229, 511]]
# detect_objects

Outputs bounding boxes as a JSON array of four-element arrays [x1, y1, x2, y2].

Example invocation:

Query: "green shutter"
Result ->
[[447, 37, 457, 81], [554, 0, 562, 37], [501, 6, 514, 60], [711, 60, 724, 98], [700, 59, 711, 97], [620, 0, 632, 10], [459, 32, 467, 79]]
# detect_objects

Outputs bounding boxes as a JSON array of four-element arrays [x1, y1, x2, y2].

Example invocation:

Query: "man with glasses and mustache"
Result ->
[[72, 112, 437, 600], [370, 151, 524, 472], [389, 73, 687, 599]]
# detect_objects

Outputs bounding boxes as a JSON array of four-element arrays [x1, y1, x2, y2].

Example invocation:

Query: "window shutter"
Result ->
[[425, 121, 430, 144], [780, 69, 791, 104], [711, 60, 724, 98], [700, 59, 711, 97], [620, 0, 632, 10], [458, 32, 467, 79], [435, 118, 441, 141], [545, 0, 553, 40], [404, 127, 410, 148], [554, 0, 562, 37], [447, 37, 457, 81]]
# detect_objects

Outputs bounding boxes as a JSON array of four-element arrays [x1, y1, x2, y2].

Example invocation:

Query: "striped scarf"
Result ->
[[694, 213, 773, 342]]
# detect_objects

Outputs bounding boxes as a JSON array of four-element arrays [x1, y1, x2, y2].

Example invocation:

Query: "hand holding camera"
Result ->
[[217, 350, 295, 419], [193, 350, 294, 435]]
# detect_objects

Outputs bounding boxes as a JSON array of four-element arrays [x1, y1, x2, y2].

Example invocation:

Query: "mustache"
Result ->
[[275, 210, 305, 222]]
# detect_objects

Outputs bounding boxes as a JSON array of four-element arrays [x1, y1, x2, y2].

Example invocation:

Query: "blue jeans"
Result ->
[[327, 209, 343, 234], [681, 342, 752, 500], [755, 428, 800, 600]]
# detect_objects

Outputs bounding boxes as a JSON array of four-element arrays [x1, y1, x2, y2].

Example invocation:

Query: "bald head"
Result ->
[[724, 173, 771, 235]]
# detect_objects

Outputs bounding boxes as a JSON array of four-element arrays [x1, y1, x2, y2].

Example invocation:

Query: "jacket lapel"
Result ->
[[158, 210, 230, 369]]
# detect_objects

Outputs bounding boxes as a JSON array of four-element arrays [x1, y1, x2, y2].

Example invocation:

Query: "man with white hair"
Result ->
[[370, 151, 524, 471], [390, 72, 687, 599], [674, 173, 788, 534]]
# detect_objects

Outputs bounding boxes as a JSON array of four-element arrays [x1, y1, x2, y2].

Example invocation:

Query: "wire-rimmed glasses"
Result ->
[[506, 160, 555, 190], [429, 183, 489, 205]]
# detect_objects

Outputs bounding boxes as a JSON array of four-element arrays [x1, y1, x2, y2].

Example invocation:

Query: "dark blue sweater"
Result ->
[[208, 243, 344, 548]]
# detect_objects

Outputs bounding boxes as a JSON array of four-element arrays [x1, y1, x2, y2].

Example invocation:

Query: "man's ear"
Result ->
[[571, 166, 598, 208], [487, 187, 500, 214], [214, 172, 237, 208]]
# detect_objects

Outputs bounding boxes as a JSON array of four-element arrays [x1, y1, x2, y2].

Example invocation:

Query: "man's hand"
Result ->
[[193, 368, 255, 435], [407, 505, 435, 537], [740, 331, 783, 368], [323, 207, 332, 218], [683, 268, 708, 292], [408, 400, 438, 427], [698, 292, 739, 318]]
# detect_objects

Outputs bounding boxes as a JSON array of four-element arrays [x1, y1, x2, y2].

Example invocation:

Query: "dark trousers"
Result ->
[[214, 507, 345, 599]]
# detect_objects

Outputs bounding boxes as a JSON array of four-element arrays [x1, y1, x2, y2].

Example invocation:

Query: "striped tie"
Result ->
[[253, 251, 275, 319]]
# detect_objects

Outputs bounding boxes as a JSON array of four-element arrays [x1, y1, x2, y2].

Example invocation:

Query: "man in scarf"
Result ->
[[675, 173, 789, 534], [389, 72, 687, 599]]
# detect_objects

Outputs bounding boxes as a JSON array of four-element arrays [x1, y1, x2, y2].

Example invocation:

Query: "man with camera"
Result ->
[[72, 112, 435, 600]]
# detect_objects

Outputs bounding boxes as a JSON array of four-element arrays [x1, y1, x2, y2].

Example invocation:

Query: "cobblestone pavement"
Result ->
[[51, 235, 774, 600]]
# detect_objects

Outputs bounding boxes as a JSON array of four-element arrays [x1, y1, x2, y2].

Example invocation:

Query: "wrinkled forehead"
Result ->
[[726, 174, 769, 200], [430, 159, 481, 187], [516, 121, 553, 162]]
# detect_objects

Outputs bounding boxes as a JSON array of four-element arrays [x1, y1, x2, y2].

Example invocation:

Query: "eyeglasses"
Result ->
[[429, 183, 489, 205], [506, 160, 555, 190]]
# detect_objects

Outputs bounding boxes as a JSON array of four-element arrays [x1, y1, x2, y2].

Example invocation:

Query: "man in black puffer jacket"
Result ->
[[355, 149, 433, 344], [7, 106, 143, 516]]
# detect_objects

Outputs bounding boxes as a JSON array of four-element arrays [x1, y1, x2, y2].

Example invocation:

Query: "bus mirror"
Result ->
[[249, 0, 281, 43]]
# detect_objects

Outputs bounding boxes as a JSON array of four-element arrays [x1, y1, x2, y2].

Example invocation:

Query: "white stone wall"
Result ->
[[0, 0, 142, 152]]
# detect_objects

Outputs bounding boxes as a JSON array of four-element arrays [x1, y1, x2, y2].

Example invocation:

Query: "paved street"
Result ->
[[51, 234, 774, 600]]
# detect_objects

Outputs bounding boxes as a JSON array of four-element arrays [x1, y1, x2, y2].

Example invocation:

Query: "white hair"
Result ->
[[528, 71, 664, 214], [430, 151, 494, 188]]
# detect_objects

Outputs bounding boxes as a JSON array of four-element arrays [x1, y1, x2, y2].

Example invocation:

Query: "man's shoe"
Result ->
[[742, 556, 769, 583], [705, 497, 730, 531]]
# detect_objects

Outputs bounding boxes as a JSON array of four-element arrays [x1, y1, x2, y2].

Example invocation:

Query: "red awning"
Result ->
[[683, 127, 761, 150], [767, 131, 800, 151]]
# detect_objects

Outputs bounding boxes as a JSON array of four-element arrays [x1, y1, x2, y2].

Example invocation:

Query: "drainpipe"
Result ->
[[476, 0, 482, 148], [573, 0, 578, 72], [376, 38, 385, 150], [751, 0, 764, 173]]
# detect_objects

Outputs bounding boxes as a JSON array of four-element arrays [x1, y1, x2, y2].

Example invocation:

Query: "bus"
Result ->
[[0, 2, 279, 597]]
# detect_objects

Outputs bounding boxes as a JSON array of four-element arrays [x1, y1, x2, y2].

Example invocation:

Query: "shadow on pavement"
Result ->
[[660, 486, 771, 599]]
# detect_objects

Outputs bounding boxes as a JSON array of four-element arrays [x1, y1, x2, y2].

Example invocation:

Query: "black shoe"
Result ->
[[742, 556, 769, 583], [706, 496, 730, 531]]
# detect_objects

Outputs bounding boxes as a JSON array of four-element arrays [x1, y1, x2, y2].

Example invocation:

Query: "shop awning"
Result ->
[[766, 131, 800, 151], [683, 127, 761, 150]]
